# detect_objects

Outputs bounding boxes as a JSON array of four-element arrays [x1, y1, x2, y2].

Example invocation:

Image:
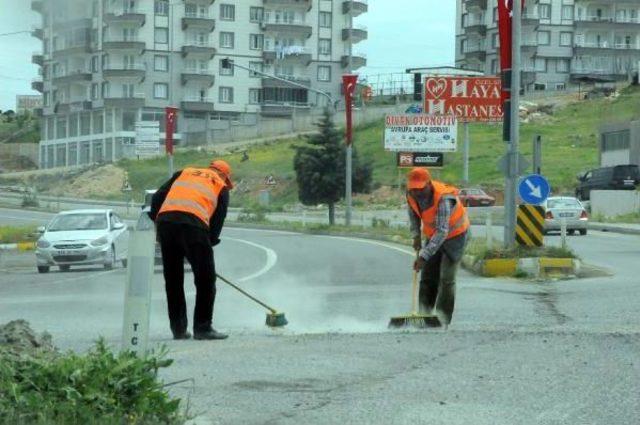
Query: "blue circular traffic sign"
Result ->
[[518, 174, 550, 205]]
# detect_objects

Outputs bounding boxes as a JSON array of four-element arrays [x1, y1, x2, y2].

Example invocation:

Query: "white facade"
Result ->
[[455, 0, 640, 91], [31, 0, 368, 168]]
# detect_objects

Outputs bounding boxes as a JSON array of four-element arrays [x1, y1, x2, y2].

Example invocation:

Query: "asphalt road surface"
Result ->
[[0, 207, 638, 425]]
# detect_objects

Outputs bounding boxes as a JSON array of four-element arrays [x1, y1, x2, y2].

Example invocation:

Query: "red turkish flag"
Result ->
[[165, 107, 178, 155], [497, 0, 525, 73]]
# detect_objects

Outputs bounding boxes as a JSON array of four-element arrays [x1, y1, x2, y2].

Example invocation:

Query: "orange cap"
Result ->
[[209, 159, 234, 189], [407, 167, 431, 190]]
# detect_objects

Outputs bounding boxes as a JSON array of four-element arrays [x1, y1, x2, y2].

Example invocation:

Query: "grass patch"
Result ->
[[0, 225, 38, 244], [0, 339, 185, 425], [593, 212, 640, 224], [466, 237, 577, 261]]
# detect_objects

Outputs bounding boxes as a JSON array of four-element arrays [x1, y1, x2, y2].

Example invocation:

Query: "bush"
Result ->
[[466, 237, 577, 261], [237, 204, 269, 223], [0, 339, 185, 425], [0, 226, 38, 244]]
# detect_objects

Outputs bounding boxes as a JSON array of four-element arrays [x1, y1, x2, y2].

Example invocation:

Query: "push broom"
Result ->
[[389, 252, 441, 329], [216, 274, 288, 328]]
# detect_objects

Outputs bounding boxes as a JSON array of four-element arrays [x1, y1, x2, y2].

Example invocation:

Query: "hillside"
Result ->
[[4, 85, 639, 209]]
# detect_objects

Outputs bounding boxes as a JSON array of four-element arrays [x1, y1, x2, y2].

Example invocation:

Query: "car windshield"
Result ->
[[47, 213, 108, 231], [547, 199, 581, 209], [466, 189, 485, 196], [613, 166, 639, 179]]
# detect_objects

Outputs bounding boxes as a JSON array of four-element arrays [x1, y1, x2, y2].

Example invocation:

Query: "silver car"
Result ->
[[543, 196, 589, 235], [35, 209, 128, 273]]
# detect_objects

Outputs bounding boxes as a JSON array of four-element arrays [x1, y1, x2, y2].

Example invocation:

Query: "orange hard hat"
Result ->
[[406, 167, 432, 190], [209, 159, 234, 189]]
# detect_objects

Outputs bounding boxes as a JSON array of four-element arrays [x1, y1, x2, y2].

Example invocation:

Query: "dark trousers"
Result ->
[[157, 221, 216, 334], [419, 248, 461, 326]]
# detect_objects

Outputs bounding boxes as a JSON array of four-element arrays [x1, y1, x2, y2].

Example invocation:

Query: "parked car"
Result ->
[[458, 188, 496, 207], [35, 209, 128, 273], [575, 164, 639, 201], [543, 196, 589, 235]]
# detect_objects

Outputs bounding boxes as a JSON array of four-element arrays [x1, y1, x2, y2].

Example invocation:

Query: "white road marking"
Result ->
[[313, 235, 415, 257], [222, 237, 278, 282]]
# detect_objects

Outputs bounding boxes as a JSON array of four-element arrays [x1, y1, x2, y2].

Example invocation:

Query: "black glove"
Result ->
[[412, 236, 422, 252]]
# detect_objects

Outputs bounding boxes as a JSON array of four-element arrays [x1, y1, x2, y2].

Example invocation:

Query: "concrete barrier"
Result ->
[[591, 190, 640, 218]]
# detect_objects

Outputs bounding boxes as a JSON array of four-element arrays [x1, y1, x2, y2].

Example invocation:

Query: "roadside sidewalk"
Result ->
[[589, 221, 640, 235]]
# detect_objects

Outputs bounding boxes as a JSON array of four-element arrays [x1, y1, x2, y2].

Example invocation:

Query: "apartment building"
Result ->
[[455, 0, 640, 91], [30, 0, 368, 169]]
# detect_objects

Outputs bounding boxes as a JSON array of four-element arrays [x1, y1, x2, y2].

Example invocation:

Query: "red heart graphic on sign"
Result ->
[[425, 78, 448, 99]]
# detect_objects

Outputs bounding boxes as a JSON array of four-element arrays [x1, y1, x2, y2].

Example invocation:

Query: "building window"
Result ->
[[538, 31, 551, 45], [249, 88, 261, 104], [43, 92, 50, 107], [220, 4, 235, 21], [219, 86, 233, 103], [556, 59, 570, 73], [220, 32, 234, 49], [101, 82, 110, 98], [491, 33, 498, 49], [317, 65, 331, 82], [319, 12, 332, 28], [154, 83, 168, 99], [91, 83, 99, 100], [534, 58, 547, 72], [91, 56, 99, 72], [561, 5, 574, 20], [154, 55, 168, 71], [539, 4, 551, 19], [248, 61, 263, 78], [491, 59, 498, 75], [318, 39, 331, 55], [556, 83, 566, 91], [219, 59, 234, 76], [560, 32, 573, 46], [250, 34, 264, 50], [155, 1, 168, 15], [250, 7, 263, 22], [155, 27, 168, 44]]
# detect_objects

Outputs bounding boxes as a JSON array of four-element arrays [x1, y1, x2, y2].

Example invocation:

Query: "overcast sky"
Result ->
[[0, 0, 455, 111]]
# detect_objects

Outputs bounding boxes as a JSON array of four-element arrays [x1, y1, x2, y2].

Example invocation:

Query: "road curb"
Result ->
[[589, 223, 640, 235], [0, 242, 36, 251], [463, 255, 580, 279]]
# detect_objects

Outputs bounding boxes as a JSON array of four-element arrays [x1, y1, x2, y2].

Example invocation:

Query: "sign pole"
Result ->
[[504, 0, 522, 249], [165, 107, 178, 177], [533, 135, 542, 174], [342, 75, 358, 227], [463, 122, 470, 184]]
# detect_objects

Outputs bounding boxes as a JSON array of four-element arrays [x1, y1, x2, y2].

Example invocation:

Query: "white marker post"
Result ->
[[121, 213, 156, 355]]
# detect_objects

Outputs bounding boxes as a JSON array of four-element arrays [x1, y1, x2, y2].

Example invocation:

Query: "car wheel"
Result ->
[[59, 265, 71, 272], [37, 266, 50, 274], [104, 246, 116, 270], [568, 230, 576, 236], [579, 229, 587, 236]]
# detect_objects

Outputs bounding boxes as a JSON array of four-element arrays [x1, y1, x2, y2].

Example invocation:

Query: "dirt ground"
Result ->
[[47, 164, 126, 199]]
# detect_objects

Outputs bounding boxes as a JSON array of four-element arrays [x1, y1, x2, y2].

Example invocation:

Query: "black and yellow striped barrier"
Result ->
[[516, 205, 545, 247]]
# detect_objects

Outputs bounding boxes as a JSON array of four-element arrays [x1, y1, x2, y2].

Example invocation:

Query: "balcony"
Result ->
[[53, 18, 92, 31], [104, 9, 146, 26], [182, 41, 216, 58], [181, 69, 215, 86], [463, 43, 486, 61], [52, 43, 91, 59], [102, 94, 145, 108], [261, 102, 310, 117], [341, 52, 367, 69], [262, 18, 313, 38], [574, 15, 616, 28], [31, 78, 44, 93], [103, 38, 145, 53], [570, 67, 622, 83], [182, 14, 216, 32], [575, 40, 640, 53], [56, 100, 93, 114], [32, 26, 44, 40], [181, 97, 215, 112], [52, 70, 92, 85], [521, 37, 538, 53], [103, 63, 146, 79], [342, 0, 368, 17], [342, 25, 368, 43], [263, 0, 312, 11], [464, 17, 487, 36], [32, 52, 44, 66], [262, 75, 311, 89], [465, 0, 487, 10], [263, 46, 312, 64], [31, 0, 43, 13], [522, 13, 540, 25]]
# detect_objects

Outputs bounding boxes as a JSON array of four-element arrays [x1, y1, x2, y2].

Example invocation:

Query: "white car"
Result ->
[[543, 196, 589, 235], [35, 209, 128, 273]]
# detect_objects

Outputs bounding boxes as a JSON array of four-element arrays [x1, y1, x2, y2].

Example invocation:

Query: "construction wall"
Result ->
[[591, 190, 640, 218]]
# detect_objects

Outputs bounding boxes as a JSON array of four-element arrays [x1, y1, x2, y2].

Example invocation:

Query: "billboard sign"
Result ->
[[384, 114, 457, 152], [397, 152, 444, 168], [423, 77, 503, 122], [135, 121, 161, 157]]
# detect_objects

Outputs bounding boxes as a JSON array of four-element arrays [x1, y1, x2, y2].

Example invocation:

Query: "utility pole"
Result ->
[[345, 3, 354, 226], [504, 0, 522, 248]]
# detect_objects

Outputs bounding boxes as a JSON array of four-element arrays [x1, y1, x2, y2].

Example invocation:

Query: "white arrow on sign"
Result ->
[[525, 179, 542, 199]]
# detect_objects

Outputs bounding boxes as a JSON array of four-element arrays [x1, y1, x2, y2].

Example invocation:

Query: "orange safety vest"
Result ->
[[407, 180, 470, 239], [158, 167, 226, 227]]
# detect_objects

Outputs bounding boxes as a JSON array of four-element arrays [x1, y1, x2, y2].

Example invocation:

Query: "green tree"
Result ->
[[293, 108, 372, 225]]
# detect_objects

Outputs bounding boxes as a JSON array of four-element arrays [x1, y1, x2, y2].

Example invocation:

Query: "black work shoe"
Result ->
[[194, 329, 228, 340], [173, 331, 192, 340]]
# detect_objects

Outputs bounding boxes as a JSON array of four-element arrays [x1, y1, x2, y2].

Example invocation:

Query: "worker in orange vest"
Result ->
[[406, 167, 469, 328], [149, 160, 233, 340]]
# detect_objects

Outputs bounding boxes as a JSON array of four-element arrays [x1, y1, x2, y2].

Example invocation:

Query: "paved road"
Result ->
[[0, 209, 638, 424]]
